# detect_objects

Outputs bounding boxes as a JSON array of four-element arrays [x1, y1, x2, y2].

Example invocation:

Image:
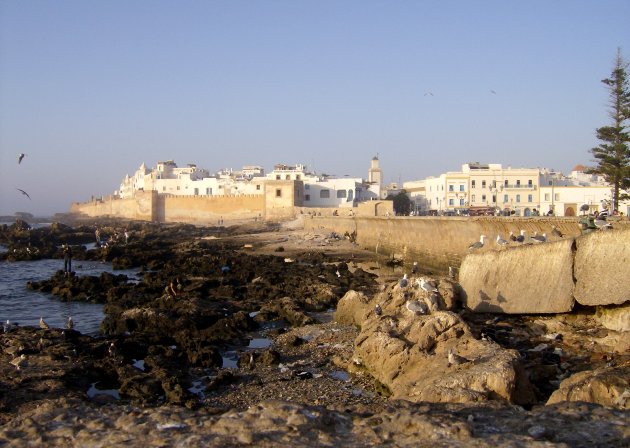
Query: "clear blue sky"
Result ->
[[1, 1, 629, 216]]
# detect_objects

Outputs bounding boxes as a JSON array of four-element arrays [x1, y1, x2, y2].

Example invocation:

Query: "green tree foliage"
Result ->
[[388, 190, 412, 216], [589, 48, 630, 211]]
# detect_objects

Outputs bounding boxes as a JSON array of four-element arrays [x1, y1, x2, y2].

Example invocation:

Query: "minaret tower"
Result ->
[[368, 154, 382, 185]]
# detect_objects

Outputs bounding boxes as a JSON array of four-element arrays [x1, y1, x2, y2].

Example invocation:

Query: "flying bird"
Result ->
[[551, 225, 565, 238], [16, 188, 31, 199], [490, 90, 497, 94], [17, 153, 26, 164], [423, 92, 434, 96]]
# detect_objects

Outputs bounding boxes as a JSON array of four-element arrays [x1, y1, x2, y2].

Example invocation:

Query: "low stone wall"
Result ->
[[69, 191, 156, 221], [304, 216, 583, 273]]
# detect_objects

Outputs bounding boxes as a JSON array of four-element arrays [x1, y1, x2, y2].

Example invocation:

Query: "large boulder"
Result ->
[[547, 364, 630, 409], [336, 277, 534, 405], [574, 227, 630, 306], [459, 239, 575, 313]]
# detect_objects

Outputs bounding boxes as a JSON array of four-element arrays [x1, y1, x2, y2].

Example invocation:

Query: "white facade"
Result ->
[[404, 162, 628, 217]]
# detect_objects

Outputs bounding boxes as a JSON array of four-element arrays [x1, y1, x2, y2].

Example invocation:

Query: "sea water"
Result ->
[[0, 253, 140, 336]]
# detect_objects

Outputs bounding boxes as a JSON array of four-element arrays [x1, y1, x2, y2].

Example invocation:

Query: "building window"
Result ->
[[482, 180, 486, 188], [162, 186, 166, 192], [296, 175, 301, 180], [528, 179, 533, 187], [503, 194, 508, 203], [482, 194, 487, 202], [320, 189, 330, 199], [256, 185, 260, 190], [448, 185, 454, 192], [285, 175, 290, 180], [528, 194, 533, 202], [348, 190, 354, 201], [177, 186, 180, 190], [276, 189, 282, 198], [206, 188, 212, 195], [471, 180, 476, 189], [305, 184, 309, 190], [448, 199, 454, 206], [516, 194, 521, 203], [337, 190, 347, 198], [305, 194, 310, 201], [460, 198, 465, 206], [504, 179, 508, 187], [516, 180, 521, 187], [554, 193, 560, 201], [459, 185, 465, 192], [492, 195, 496, 204], [471, 194, 476, 202]]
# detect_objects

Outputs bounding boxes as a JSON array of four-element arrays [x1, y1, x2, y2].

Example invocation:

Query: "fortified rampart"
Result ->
[[303, 216, 589, 272]]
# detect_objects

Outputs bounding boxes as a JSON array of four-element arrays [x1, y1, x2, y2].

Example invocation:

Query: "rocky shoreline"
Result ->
[[1, 218, 628, 446]]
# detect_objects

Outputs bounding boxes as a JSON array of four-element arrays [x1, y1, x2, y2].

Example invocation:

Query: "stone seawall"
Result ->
[[304, 216, 584, 272]]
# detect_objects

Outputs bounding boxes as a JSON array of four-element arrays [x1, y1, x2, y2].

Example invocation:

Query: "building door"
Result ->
[[565, 203, 577, 217]]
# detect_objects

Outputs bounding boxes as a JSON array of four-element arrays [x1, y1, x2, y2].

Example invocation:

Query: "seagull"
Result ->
[[405, 300, 428, 315], [468, 235, 486, 250], [411, 261, 419, 274], [108, 342, 118, 357], [594, 218, 613, 230], [39, 317, 50, 330], [3, 319, 17, 333], [448, 266, 457, 279], [551, 225, 565, 238], [417, 277, 438, 293], [10, 354, 27, 370], [496, 234, 509, 247], [399, 274, 409, 288], [447, 349, 471, 367], [65, 316, 74, 330], [16, 188, 31, 199], [336, 269, 341, 278], [374, 303, 382, 316], [514, 230, 526, 243], [490, 90, 497, 94], [531, 232, 547, 243], [17, 153, 26, 164], [424, 92, 434, 96]]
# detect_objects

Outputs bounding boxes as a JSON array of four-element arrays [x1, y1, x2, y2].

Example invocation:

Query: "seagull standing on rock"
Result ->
[[10, 354, 27, 370], [496, 234, 509, 248], [399, 274, 409, 288], [447, 349, 471, 367], [417, 277, 438, 293], [39, 317, 50, 330], [65, 316, 74, 330], [468, 235, 486, 250], [531, 232, 547, 243], [374, 304, 382, 316], [406, 300, 428, 316]]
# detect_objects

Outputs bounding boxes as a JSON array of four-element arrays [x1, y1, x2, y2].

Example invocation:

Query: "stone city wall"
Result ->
[[159, 194, 264, 225], [69, 191, 156, 221], [304, 216, 583, 272]]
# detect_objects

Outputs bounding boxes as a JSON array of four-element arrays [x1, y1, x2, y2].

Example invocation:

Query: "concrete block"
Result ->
[[460, 239, 575, 313], [574, 228, 630, 306]]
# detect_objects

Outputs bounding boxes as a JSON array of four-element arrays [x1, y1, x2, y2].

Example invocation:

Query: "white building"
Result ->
[[115, 157, 384, 209], [403, 162, 628, 217]]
